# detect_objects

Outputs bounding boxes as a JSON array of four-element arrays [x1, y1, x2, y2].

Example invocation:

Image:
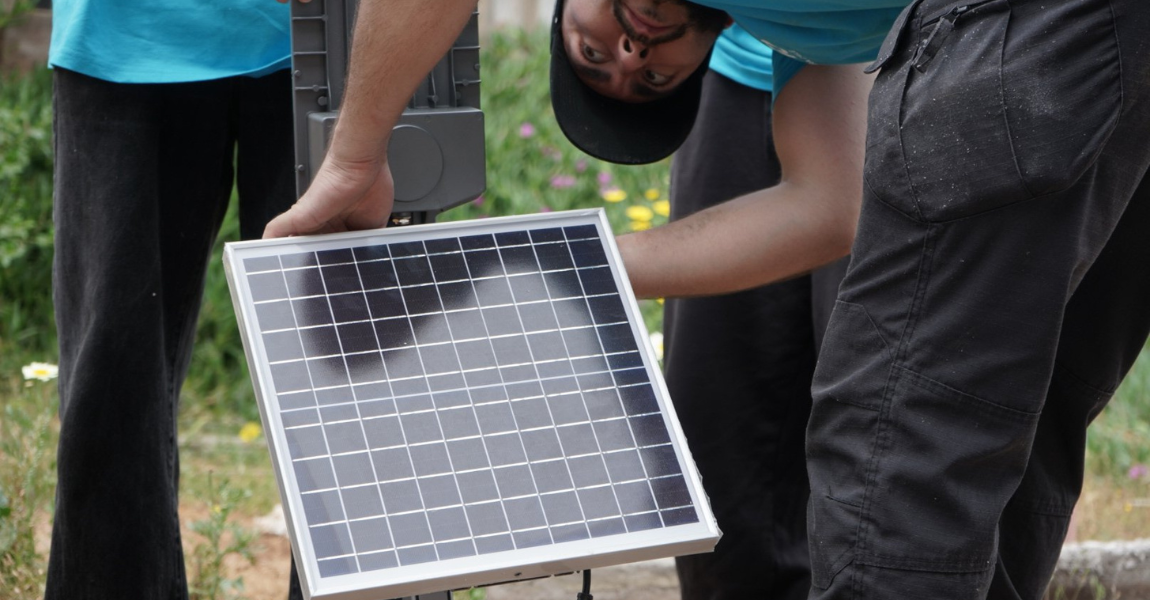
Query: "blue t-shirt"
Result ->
[[49, 0, 291, 83], [698, 0, 910, 96], [709, 23, 772, 93]]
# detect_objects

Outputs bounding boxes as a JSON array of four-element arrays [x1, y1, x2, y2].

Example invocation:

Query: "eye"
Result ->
[[643, 70, 671, 85], [582, 44, 607, 63]]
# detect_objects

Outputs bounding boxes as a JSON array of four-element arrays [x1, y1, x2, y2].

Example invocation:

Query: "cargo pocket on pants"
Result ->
[[897, 0, 1121, 222]]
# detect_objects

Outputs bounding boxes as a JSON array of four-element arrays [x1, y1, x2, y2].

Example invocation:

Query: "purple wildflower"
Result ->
[[550, 174, 576, 189], [576, 159, 588, 173], [519, 122, 536, 138], [472, 194, 485, 207], [597, 171, 612, 187], [1129, 464, 1148, 479]]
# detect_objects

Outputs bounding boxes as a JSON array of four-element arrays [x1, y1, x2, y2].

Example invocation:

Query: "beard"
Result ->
[[611, 0, 728, 46]]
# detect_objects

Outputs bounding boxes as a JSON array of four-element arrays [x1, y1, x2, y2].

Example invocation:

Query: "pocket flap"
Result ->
[[864, 0, 925, 73]]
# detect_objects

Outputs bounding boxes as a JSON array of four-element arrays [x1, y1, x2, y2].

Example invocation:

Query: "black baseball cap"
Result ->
[[549, 0, 713, 165]]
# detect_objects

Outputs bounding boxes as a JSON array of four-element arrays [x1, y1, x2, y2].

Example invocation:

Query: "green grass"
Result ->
[[0, 374, 56, 600]]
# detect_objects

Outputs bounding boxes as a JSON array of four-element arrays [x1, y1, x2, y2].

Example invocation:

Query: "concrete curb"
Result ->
[[1046, 539, 1150, 600]]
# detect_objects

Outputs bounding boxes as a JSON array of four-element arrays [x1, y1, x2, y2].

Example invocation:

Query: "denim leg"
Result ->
[[47, 68, 294, 600], [806, 0, 1150, 597]]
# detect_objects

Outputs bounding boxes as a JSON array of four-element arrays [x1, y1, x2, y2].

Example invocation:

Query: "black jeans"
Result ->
[[808, 0, 1150, 597], [47, 68, 297, 600], [665, 71, 847, 600]]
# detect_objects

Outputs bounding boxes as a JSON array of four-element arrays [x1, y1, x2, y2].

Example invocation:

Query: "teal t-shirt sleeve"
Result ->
[[770, 53, 806, 99], [708, 24, 773, 93], [695, 1, 910, 98]]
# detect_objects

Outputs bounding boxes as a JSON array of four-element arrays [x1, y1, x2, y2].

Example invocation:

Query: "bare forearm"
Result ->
[[617, 63, 872, 299], [330, 0, 477, 165], [618, 181, 857, 298]]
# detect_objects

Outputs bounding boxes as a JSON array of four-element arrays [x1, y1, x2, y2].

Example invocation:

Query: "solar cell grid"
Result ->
[[227, 212, 714, 598]]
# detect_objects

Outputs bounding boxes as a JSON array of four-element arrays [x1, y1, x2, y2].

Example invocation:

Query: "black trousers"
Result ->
[[808, 0, 1150, 597], [47, 67, 297, 600], [665, 71, 847, 600]]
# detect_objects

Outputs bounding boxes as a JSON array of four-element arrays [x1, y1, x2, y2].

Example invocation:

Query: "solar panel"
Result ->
[[223, 209, 718, 600]]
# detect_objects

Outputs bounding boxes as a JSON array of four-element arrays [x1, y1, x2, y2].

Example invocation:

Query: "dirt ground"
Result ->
[[195, 507, 681, 600]]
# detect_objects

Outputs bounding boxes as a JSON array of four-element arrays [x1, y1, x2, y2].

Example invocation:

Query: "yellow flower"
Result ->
[[630, 220, 652, 231], [626, 205, 654, 222], [644, 188, 660, 201], [653, 199, 670, 217], [22, 362, 58, 382], [1125, 502, 1134, 513], [239, 421, 263, 443], [656, 297, 665, 305], [601, 188, 627, 203]]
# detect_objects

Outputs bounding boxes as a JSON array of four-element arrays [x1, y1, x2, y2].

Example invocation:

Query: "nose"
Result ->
[[618, 36, 649, 73]]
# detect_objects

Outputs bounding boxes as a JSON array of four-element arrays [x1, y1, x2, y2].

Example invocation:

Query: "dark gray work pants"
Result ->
[[47, 67, 297, 600], [665, 70, 847, 600], [808, 0, 1150, 597]]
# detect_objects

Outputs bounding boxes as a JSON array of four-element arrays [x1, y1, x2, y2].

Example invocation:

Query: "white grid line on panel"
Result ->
[[455, 234, 553, 550], [416, 239, 485, 559], [275, 253, 364, 574], [497, 232, 593, 541], [373, 244, 445, 565], [554, 226, 667, 531], [540, 227, 628, 532], [247, 219, 698, 580]]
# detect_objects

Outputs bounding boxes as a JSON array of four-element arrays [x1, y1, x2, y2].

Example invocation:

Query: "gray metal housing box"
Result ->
[[291, 0, 485, 221]]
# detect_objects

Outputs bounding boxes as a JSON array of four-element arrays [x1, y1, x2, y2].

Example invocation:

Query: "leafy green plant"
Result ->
[[0, 67, 55, 358], [188, 474, 257, 600], [0, 0, 38, 30], [1048, 567, 1108, 600]]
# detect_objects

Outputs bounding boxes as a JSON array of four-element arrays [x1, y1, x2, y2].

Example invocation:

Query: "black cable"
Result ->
[[575, 569, 593, 600]]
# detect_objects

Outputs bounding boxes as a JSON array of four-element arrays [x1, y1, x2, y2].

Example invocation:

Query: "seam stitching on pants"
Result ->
[[1107, 0, 1126, 118], [1051, 358, 1117, 399], [895, 365, 1042, 417], [853, 221, 937, 597], [827, 394, 882, 412], [827, 494, 864, 509], [1007, 494, 1074, 518], [894, 60, 927, 222], [997, 3, 1037, 199], [855, 553, 994, 573]]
